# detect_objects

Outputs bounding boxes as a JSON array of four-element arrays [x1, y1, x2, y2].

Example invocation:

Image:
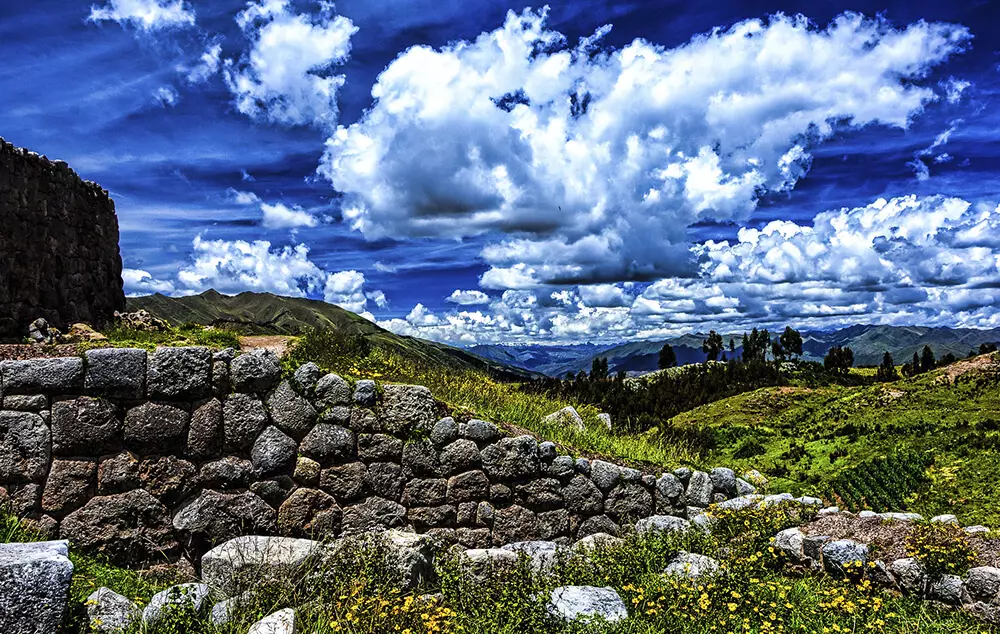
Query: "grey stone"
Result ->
[[293, 456, 321, 486], [262, 383, 316, 442], [147, 346, 211, 400], [97, 451, 140, 495], [447, 470, 490, 503], [212, 359, 231, 398], [931, 514, 959, 525], [481, 435, 539, 480], [502, 540, 567, 573], [686, 471, 713, 507], [928, 574, 966, 605], [173, 490, 276, 548], [402, 439, 444, 477], [546, 455, 576, 480], [138, 455, 198, 505], [366, 462, 404, 500], [619, 467, 642, 483], [878, 512, 923, 522], [890, 558, 926, 594], [735, 478, 757, 496], [762, 493, 795, 506], [965, 525, 991, 535], [803, 535, 831, 562], [346, 407, 376, 430], [402, 478, 448, 507], [548, 586, 628, 623], [252, 426, 298, 477], [538, 509, 570, 540], [3, 484, 41, 517], [352, 379, 376, 406], [123, 401, 189, 455], [277, 488, 342, 537], [822, 540, 868, 575], [457, 501, 478, 525], [664, 552, 721, 580], [493, 504, 540, 545], [292, 362, 322, 396], [381, 384, 437, 434], [142, 584, 210, 625], [818, 506, 840, 516], [202, 535, 323, 596], [542, 406, 585, 432], [456, 527, 491, 548], [2, 394, 47, 411], [714, 495, 762, 511], [575, 533, 623, 551], [408, 504, 456, 530], [965, 567, 1000, 603], [476, 501, 495, 527], [575, 458, 591, 476], [341, 497, 407, 534], [635, 515, 690, 535], [250, 476, 296, 508], [605, 482, 653, 521], [589, 460, 620, 493], [516, 478, 563, 511], [357, 433, 403, 462], [538, 441, 557, 461], [210, 594, 252, 627], [313, 373, 351, 408], [42, 458, 96, 515], [84, 348, 146, 399], [490, 483, 512, 505], [462, 419, 501, 443], [430, 417, 459, 447], [597, 413, 612, 430], [1, 357, 83, 394], [673, 467, 692, 484], [231, 349, 282, 394], [188, 398, 223, 459], [200, 457, 254, 490], [223, 393, 269, 451], [709, 467, 737, 496], [576, 515, 620, 538], [300, 424, 355, 465], [51, 396, 121, 456], [336, 530, 435, 589], [0, 540, 73, 634], [0, 411, 50, 483], [320, 462, 369, 500], [60, 490, 178, 564], [796, 496, 823, 507], [439, 439, 481, 475], [86, 587, 140, 633], [775, 527, 805, 561], [248, 608, 296, 634], [563, 475, 604, 515]]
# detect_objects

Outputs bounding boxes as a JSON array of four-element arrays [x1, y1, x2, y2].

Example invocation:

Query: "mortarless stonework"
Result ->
[[0, 137, 125, 339], [0, 348, 755, 566]]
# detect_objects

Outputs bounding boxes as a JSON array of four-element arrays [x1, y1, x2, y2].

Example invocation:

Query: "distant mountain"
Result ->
[[126, 291, 537, 380], [473, 325, 1000, 377]]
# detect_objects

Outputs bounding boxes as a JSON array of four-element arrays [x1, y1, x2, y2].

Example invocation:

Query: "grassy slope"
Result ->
[[126, 291, 536, 380], [666, 355, 1000, 526]]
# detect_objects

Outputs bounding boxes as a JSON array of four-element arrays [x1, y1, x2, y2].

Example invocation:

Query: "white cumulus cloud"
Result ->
[[321, 9, 969, 288], [261, 202, 319, 229], [224, 0, 358, 127], [122, 268, 176, 296], [447, 290, 491, 306], [88, 0, 195, 30]]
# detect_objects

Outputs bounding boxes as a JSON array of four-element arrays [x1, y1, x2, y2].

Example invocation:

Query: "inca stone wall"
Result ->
[[0, 137, 125, 339], [0, 347, 756, 565]]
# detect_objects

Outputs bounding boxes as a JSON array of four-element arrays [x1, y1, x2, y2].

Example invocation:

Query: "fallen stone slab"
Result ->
[[548, 586, 628, 623], [202, 536, 323, 597], [248, 608, 297, 634], [0, 540, 74, 634]]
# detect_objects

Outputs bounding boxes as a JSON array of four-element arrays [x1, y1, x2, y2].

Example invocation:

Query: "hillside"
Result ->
[[126, 290, 536, 380], [663, 352, 1000, 527]]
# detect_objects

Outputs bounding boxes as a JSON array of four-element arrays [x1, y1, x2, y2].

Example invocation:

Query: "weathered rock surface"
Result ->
[[142, 584, 210, 625], [60, 489, 178, 564], [202, 536, 323, 596], [86, 587, 140, 633], [0, 411, 50, 483], [0, 541, 74, 634], [664, 552, 721, 580], [548, 586, 628, 623]]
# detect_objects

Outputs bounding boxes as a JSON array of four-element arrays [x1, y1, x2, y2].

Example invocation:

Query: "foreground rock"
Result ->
[[142, 583, 210, 625], [248, 608, 297, 634], [86, 587, 140, 633], [0, 541, 74, 634], [548, 586, 628, 623], [664, 552, 721, 580], [202, 536, 324, 597]]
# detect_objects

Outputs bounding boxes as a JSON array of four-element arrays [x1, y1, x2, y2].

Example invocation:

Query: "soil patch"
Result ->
[[0, 344, 80, 362], [239, 335, 293, 358]]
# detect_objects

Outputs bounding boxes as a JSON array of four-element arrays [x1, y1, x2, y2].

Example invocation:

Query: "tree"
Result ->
[[591, 357, 609, 381], [911, 351, 920, 374], [702, 330, 724, 362], [824, 346, 854, 375], [980, 342, 998, 355], [742, 328, 771, 365], [920, 345, 936, 373], [771, 339, 785, 361], [658, 344, 677, 370], [901, 361, 914, 377], [779, 326, 803, 359], [729, 338, 737, 357], [877, 351, 898, 382]]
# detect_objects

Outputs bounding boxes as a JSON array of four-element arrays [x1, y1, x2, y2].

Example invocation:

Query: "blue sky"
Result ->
[[2, 0, 1000, 344]]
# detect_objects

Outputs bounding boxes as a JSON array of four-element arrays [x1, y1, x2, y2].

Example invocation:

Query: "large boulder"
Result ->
[[231, 350, 282, 394], [188, 398, 224, 460], [709, 467, 736, 496], [0, 411, 50, 484], [41, 458, 96, 515], [60, 490, 178, 564], [137, 456, 198, 505], [774, 527, 805, 561], [965, 567, 1000, 603], [492, 504, 540, 545], [589, 461, 620, 494], [51, 396, 121, 456], [928, 574, 966, 605], [889, 558, 926, 595], [542, 406, 585, 432], [84, 348, 146, 399], [547, 586, 628, 623], [86, 587, 140, 633], [277, 488, 342, 537], [202, 536, 324, 596], [0, 541, 74, 634], [686, 471, 713, 507], [147, 347, 212, 400], [314, 373, 351, 409], [439, 439, 481, 475], [1, 357, 84, 394], [481, 436, 539, 480], [173, 490, 276, 550], [299, 424, 355, 465], [462, 419, 501, 444], [605, 482, 653, 521], [563, 475, 604, 516], [357, 433, 403, 462]]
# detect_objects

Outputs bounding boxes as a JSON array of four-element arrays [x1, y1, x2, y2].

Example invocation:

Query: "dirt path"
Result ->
[[239, 335, 294, 358]]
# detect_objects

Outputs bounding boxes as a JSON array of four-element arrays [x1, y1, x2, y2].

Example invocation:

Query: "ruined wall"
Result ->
[[0, 138, 125, 338], [0, 347, 756, 565]]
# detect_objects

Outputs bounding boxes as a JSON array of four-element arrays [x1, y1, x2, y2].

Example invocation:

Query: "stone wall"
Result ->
[[0, 137, 125, 339], [0, 347, 757, 565]]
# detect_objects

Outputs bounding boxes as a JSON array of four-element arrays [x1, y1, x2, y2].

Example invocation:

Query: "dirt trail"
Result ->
[[239, 335, 294, 358]]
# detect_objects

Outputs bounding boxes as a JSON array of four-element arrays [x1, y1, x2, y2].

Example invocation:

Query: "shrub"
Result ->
[[732, 436, 766, 459], [905, 522, 977, 578]]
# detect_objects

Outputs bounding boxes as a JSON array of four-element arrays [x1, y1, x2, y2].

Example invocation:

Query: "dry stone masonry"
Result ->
[[0, 346, 759, 565], [0, 137, 125, 339]]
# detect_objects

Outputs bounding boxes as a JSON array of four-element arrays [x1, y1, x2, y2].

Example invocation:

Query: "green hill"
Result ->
[[126, 290, 536, 380]]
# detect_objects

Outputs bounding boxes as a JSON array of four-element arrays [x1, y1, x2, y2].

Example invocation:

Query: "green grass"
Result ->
[[80, 322, 243, 353], [665, 355, 1000, 526]]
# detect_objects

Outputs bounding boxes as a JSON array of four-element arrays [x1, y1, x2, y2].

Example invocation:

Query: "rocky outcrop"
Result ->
[[0, 138, 125, 339]]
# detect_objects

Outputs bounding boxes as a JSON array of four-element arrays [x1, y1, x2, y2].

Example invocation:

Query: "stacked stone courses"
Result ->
[[0, 346, 755, 565], [0, 137, 125, 338]]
